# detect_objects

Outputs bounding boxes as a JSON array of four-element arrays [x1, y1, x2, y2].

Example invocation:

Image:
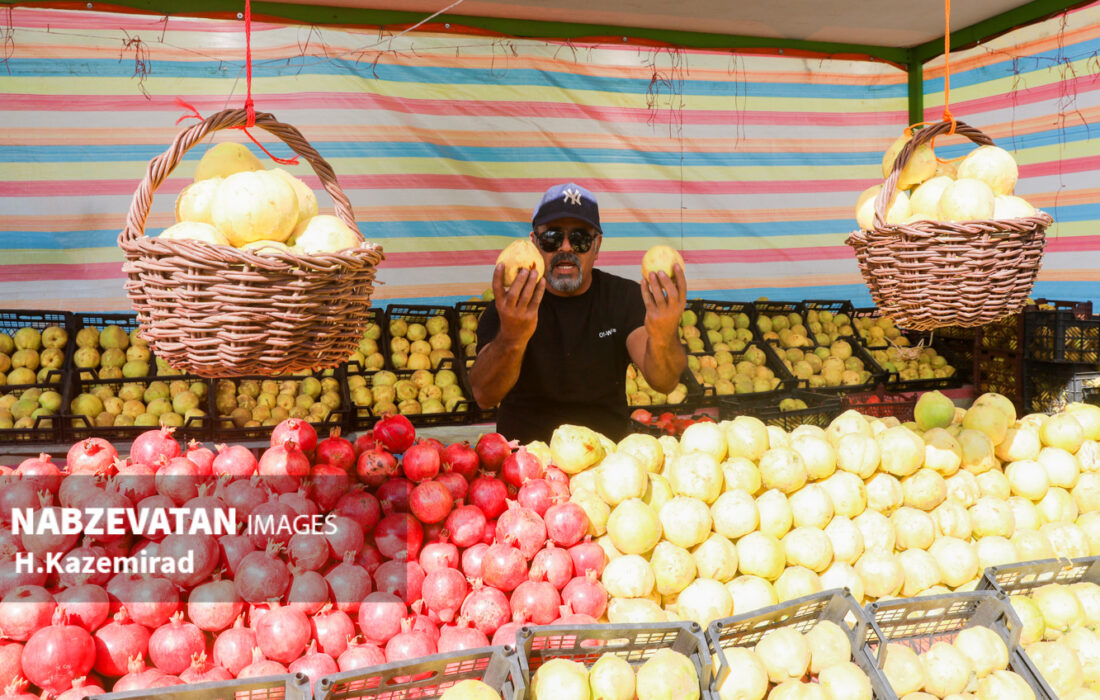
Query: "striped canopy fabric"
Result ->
[[1, 3, 1097, 312]]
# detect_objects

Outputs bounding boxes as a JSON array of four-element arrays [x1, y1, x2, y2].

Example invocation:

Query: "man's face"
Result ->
[[530, 217, 601, 295]]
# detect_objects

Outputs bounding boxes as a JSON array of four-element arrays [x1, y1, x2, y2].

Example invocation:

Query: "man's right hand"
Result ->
[[492, 263, 546, 345]]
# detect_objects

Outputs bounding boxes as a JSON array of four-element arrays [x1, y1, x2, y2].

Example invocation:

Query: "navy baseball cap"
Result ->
[[531, 183, 602, 232]]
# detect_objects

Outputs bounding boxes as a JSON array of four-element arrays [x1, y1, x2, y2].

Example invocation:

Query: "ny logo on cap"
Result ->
[[562, 187, 583, 206]]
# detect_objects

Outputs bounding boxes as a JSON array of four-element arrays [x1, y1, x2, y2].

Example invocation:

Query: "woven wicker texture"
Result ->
[[846, 120, 1050, 331], [119, 109, 384, 377]]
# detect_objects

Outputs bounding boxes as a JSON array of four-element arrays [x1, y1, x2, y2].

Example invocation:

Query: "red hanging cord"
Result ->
[[173, 1, 298, 165], [244, 0, 255, 128]]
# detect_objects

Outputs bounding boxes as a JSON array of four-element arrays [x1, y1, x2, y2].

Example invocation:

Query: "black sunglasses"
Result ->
[[536, 227, 597, 253]]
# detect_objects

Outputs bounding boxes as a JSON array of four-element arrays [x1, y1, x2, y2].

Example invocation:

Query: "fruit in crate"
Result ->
[[856, 315, 958, 382], [714, 621, 874, 700], [0, 324, 67, 385], [856, 130, 1036, 228], [679, 310, 705, 353], [626, 363, 688, 406], [699, 309, 753, 351], [458, 307, 483, 367], [69, 378, 207, 428], [347, 319, 385, 370], [0, 386, 62, 430], [880, 628, 1033, 699], [686, 347, 781, 397], [73, 323, 167, 380], [757, 307, 855, 350], [168, 143, 365, 255], [531, 649, 701, 700], [348, 368, 469, 417], [213, 375, 340, 428], [1007, 581, 1100, 697], [775, 340, 872, 388], [389, 314, 455, 370]]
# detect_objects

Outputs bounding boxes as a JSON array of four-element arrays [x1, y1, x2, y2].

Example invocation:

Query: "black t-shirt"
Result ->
[[476, 268, 647, 444]]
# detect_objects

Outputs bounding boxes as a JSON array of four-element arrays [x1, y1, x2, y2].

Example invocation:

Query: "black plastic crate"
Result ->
[[707, 589, 888, 699], [0, 308, 73, 388], [777, 337, 887, 396], [840, 389, 918, 423], [719, 389, 843, 430], [383, 304, 462, 373], [64, 373, 211, 444], [1023, 362, 1100, 414], [345, 307, 387, 374], [454, 301, 490, 370], [93, 673, 311, 700], [864, 341, 967, 393], [690, 340, 797, 407], [0, 382, 64, 444], [627, 364, 707, 416], [517, 621, 711, 698], [976, 349, 1024, 414], [697, 299, 757, 349], [978, 556, 1100, 597], [804, 299, 856, 321], [209, 370, 350, 444], [1024, 299, 1099, 364], [347, 360, 477, 430], [866, 591, 1055, 700], [315, 646, 525, 700], [978, 312, 1025, 352], [71, 311, 175, 381]]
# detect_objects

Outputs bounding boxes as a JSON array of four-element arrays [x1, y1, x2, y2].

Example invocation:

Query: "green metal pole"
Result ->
[[908, 49, 925, 127]]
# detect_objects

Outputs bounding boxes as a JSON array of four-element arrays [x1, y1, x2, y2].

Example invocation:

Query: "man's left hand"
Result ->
[[640, 264, 688, 340]]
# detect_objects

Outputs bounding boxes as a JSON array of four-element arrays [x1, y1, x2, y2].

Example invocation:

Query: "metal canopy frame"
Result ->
[[2, 0, 1092, 124]]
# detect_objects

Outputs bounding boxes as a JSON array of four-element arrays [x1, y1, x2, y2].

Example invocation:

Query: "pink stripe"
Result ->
[[0, 175, 883, 198], [925, 71, 1100, 116], [2, 92, 906, 126], [12, 8, 282, 31], [2, 262, 123, 282], [1020, 154, 1100, 178]]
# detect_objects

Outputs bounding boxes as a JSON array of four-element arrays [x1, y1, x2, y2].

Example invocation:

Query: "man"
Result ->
[[470, 183, 688, 443]]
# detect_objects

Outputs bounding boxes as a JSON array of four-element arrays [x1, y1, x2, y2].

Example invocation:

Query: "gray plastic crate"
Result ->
[[866, 591, 1055, 700], [517, 621, 711, 699], [978, 556, 1100, 597], [314, 646, 524, 700], [88, 673, 310, 700], [707, 588, 889, 698]]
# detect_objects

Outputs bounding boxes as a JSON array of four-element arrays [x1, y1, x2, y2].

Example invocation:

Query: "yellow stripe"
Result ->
[[1, 159, 885, 182], [3, 75, 905, 113]]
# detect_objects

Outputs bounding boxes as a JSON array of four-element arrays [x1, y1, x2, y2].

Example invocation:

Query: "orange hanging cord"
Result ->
[[941, 0, 956, 134]]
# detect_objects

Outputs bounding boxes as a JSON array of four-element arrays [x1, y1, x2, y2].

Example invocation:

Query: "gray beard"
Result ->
[[547, 251, 584, 292]]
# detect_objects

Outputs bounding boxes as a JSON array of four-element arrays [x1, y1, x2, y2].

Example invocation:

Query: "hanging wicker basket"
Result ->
[[119, 108, 385, 378], [845, 120, 1050, 331]]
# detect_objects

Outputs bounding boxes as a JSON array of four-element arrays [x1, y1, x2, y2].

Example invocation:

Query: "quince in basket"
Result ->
[[160, 142, 360, 255], [855, 129, 1036, 229]]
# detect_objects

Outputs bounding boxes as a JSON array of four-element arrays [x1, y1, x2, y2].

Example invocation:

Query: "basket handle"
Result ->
[[120, 108, 361, 245], [873, 120, 994, 229]]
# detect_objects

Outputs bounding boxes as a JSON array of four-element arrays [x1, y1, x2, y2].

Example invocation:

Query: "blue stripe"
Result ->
[[11, 201, 1100, 249], [4, 119, 1095, 164], [2, 57, 909, 99], [0, 142, 885, 167], [1032, 281, 1100, 309], [923, 34, 1100, 92], [932, 122, 1097, 157]]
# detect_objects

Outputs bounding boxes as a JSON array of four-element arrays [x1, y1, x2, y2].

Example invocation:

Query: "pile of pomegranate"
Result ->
[[0, 417, 603, 696]]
